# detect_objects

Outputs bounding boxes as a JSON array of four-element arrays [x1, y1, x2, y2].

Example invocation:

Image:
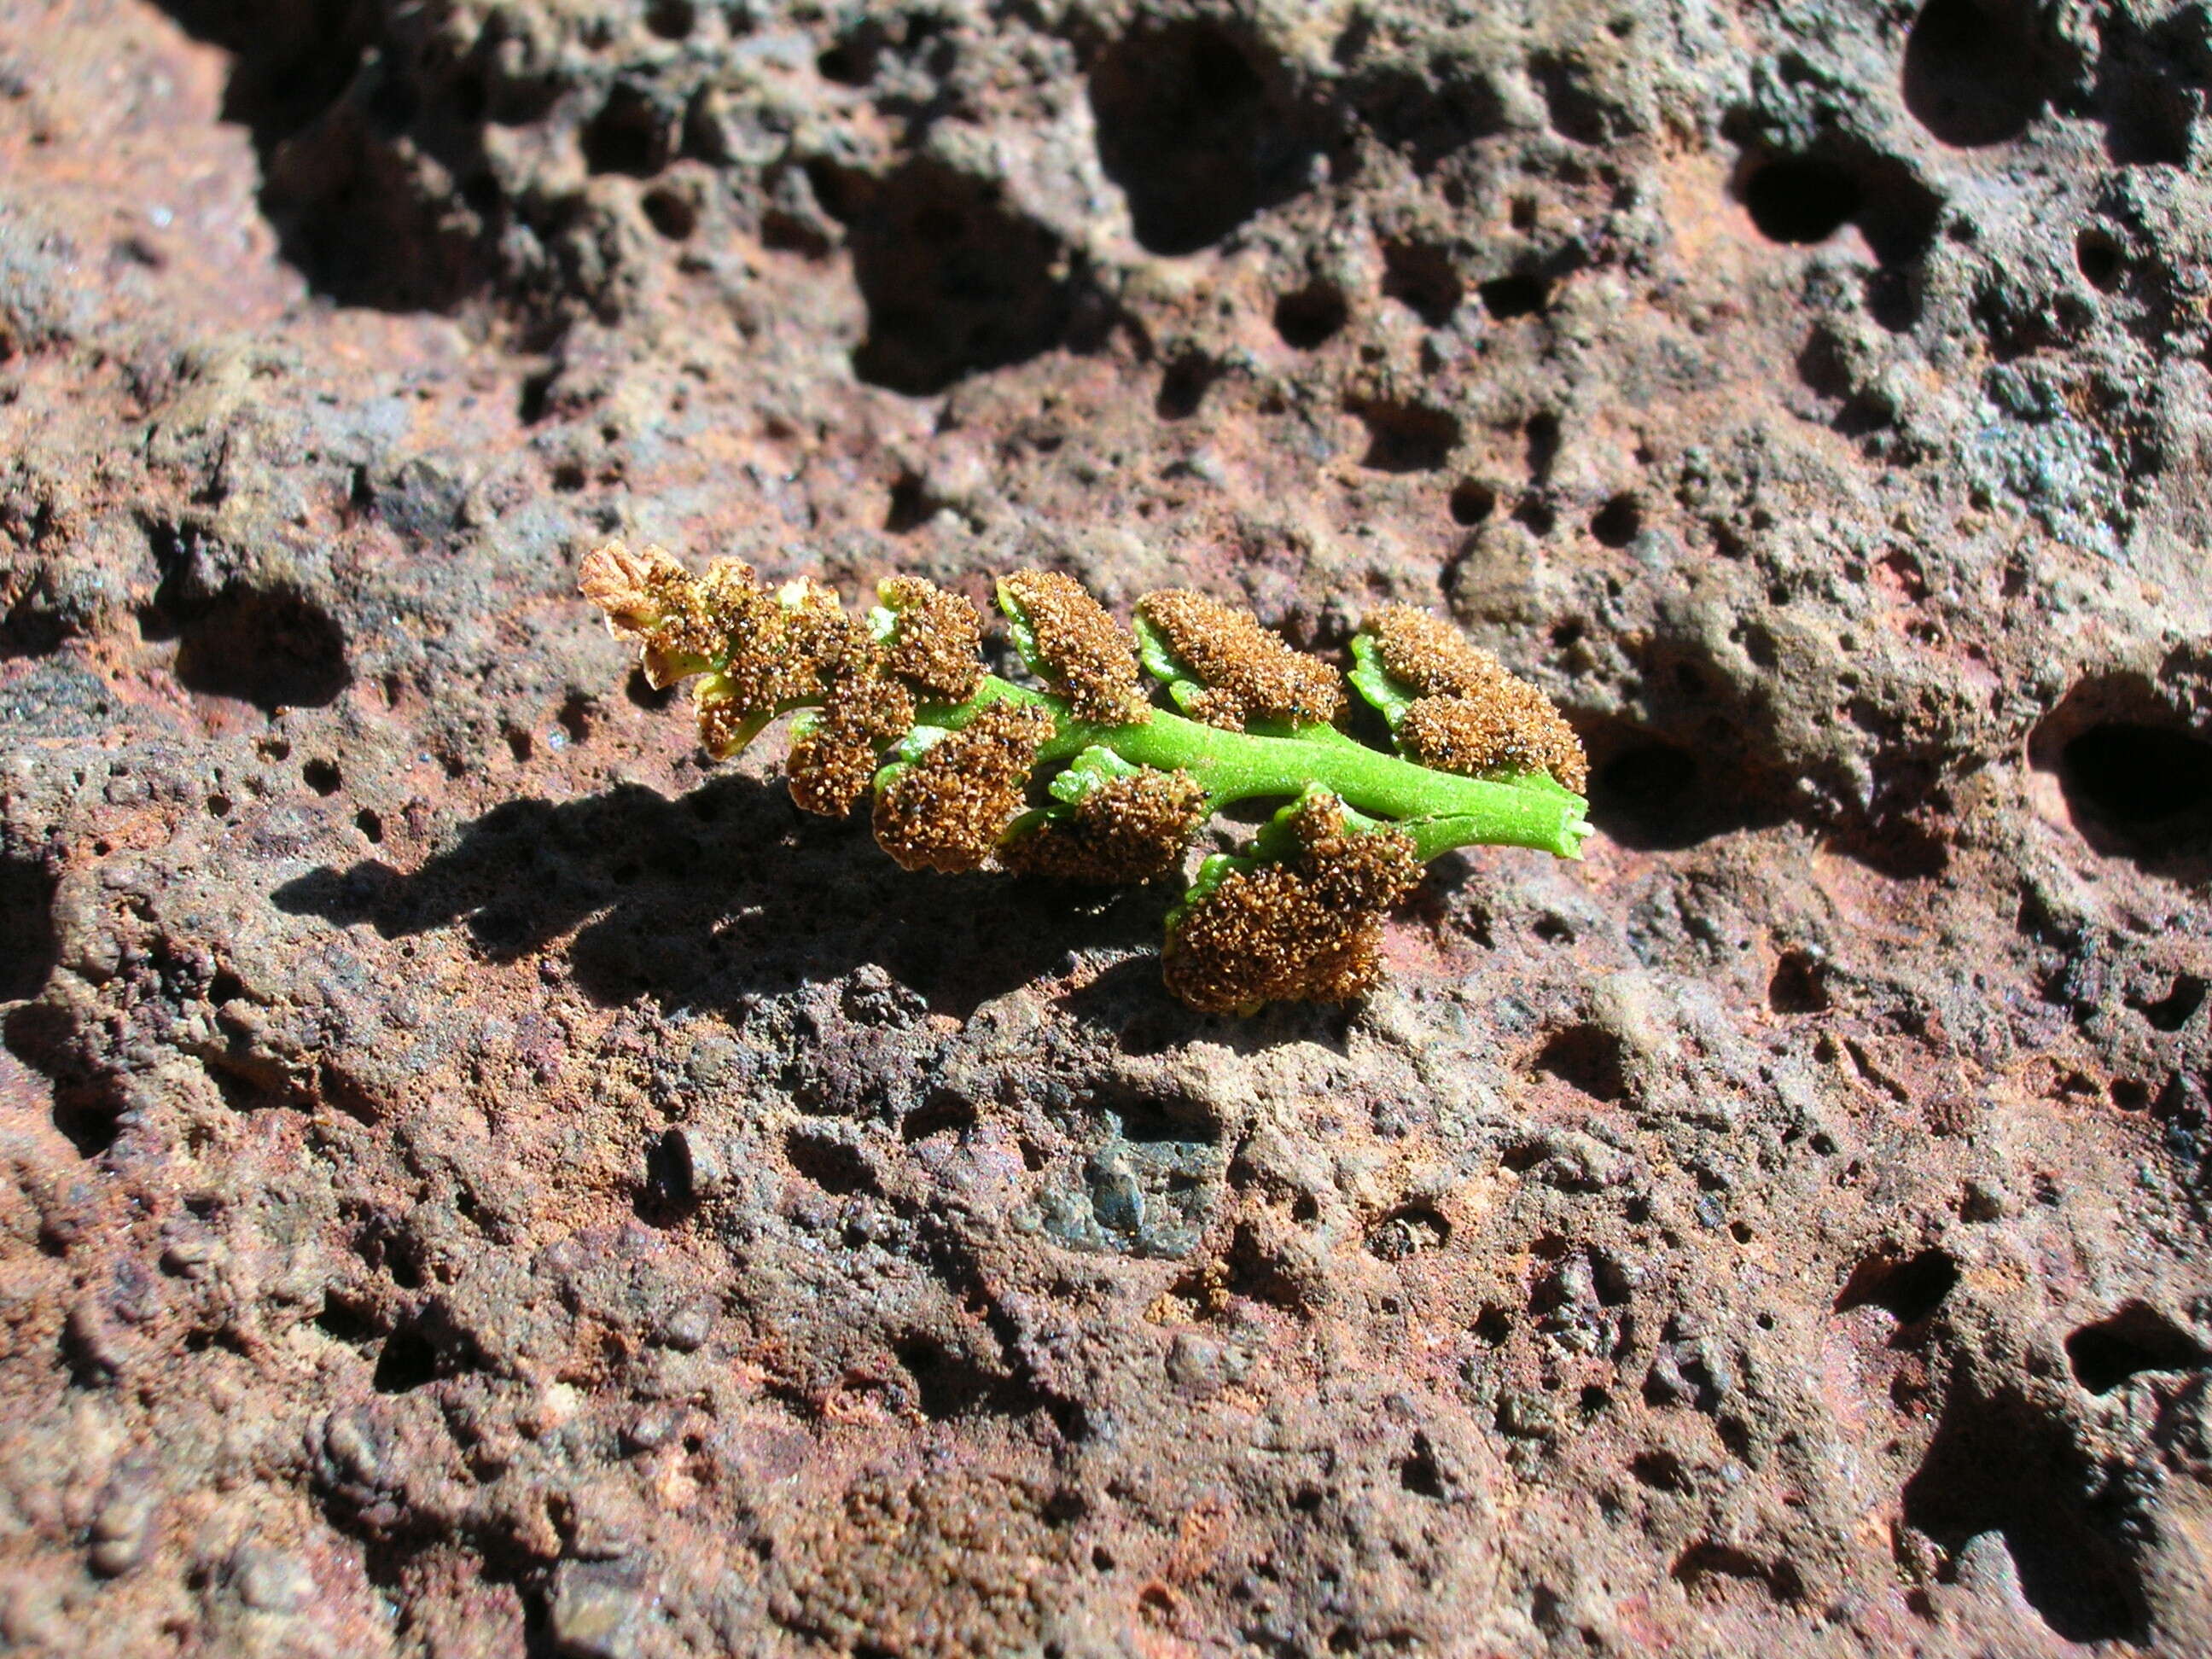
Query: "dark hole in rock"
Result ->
[[1331, 12, 1375, 64], [1273, 283, 1348, 349], [1110, 1091, 1220, 1145], [1759, 1556, 1807, 1602], [155, 585, 352, 714], [1089, 20, 1323, 255], [199, 1043, 315, 1115], [1835, 1248, 1959, 1325], [1156, 352, 1218, 419], [1633, 1450, 1689, 1491], [644, 0, 695, 40], [2033, 678, 2212, 862], [1478, 273, 1548, 318], [355, 808, 383, 843], [1598, 742, 1691, 802], [1398, 1447, 1445, 1497], [901, 1093, 976, 1143], [884, 473, 929, 532], [1348, 399, 1459, 473], [2065, 1303, 2211, 1394], [1741, 156, 1860, 244], [837, 157, 1086, 396], [636, 1128, 701, 1225], [518, 369, 556, 425], [372, 1322, 440, 1394], [785, 1130, 874, 1196], [153, 0, 506, 311], [583, 83, 673, 178], [11, 1000, 126, 1158], [1856, 160, 1945, 265], [1863, 264, 1920, 331], [1533, 1025, 1627, 1103], [641, 186, 697, 242], [1903, 1386, 2151, 1643], [1366, 1204, 1450, 1261], [0, 855, 59, 1002], [1512, 497, 1557, 536], [2133, 974, 2205, 1032], [2061, 723, 2212, 829], [1590, 494, 1640, 547], [801, 156, 863, 222], [1448, 480, 1496, 525], [349, 1221, 424, 1291], [894, 1335, 1015, 1420], [1585, 714, 1788, 848], [1524, 412, 1560, 478], [558, 692, 592, 746], [1381, 239, 1461, 327], [1767, 951, 1830, 1014], [816, 11, 944, 90], [1837, 806, 1955, 880], [1587, 742, 1693, 840], [2075, 226, 2124, 292], [2110, 1077, 2151, 1112], [50, 1098, 114, 1161], [313, 1296, 378, 1346], [1220, 1221, 1310, 1312], [303, 758, 341, 795], [1901, 0, 2046, 148], [157, 0, 369, 149], [818, 43, 872, 84], [2095, 9, 2197, 166], [0, 580, 65, 658]]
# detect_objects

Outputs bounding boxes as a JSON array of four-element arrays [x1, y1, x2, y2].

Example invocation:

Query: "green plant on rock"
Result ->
[[581, 543, 1592, 1013]]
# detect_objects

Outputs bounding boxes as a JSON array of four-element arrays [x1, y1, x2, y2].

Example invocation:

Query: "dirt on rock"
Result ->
[[3, 1, 2211, 1656]]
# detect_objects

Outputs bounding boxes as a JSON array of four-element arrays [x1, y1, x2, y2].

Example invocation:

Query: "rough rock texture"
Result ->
[[3, 1, 2211, 1656]]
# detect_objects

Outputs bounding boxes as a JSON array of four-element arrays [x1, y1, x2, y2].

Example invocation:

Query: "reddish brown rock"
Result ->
[[2, 0, 2210, 1655]]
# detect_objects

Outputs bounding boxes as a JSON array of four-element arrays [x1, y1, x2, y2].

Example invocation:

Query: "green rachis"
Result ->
[[580, 543, 1592, 1014]]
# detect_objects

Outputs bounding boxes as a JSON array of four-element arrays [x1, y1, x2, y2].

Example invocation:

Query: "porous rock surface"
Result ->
[[3, 1, 2211, 1655]]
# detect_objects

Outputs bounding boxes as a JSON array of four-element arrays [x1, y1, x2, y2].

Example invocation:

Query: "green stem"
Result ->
[[925, 676, 1591, 859], [1400, 812, 1560, 863]]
